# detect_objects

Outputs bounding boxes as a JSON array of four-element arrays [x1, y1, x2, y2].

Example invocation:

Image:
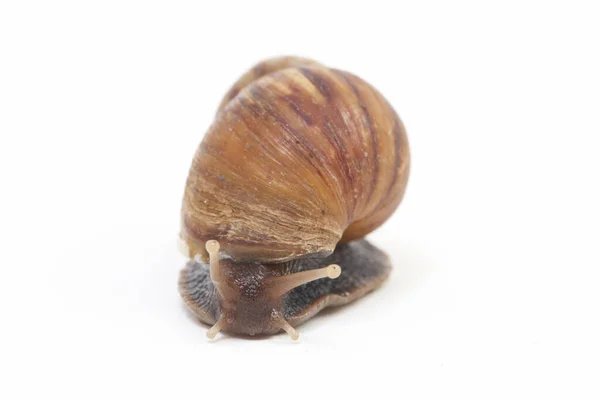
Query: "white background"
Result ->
[[1, 0, 599, 398]]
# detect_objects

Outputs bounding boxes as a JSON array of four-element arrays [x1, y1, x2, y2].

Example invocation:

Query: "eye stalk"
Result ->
[[267, 264, 342, 299], [204, 240, 225, 339], [205, 239, 221, 282]]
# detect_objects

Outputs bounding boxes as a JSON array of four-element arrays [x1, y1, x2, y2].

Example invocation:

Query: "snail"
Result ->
[[178, 56, 410, 339]]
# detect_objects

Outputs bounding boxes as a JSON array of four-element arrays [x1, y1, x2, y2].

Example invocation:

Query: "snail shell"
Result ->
[[181, 56, 410, 263]]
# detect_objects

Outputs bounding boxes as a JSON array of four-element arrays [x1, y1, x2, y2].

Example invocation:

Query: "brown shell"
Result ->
[[181, 57, 410, 263]]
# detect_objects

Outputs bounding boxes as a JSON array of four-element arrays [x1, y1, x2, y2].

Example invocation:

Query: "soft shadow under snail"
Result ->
[[178, 56, 410, 339]]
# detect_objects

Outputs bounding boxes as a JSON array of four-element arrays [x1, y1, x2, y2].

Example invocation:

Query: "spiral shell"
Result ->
[[181, 57, 410, 263]]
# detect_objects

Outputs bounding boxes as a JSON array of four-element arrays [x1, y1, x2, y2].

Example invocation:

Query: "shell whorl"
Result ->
[[182, 57, 410, 263]]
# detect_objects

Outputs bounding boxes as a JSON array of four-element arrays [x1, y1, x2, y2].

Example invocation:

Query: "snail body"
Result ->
[[179, 57, 410, 339]]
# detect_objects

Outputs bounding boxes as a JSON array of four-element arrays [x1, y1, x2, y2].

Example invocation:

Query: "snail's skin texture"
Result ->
[[181, 56, 410, 263], [179, 239, 391, 337]]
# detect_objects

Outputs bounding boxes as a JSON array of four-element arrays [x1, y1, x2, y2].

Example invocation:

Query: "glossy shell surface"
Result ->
[[182, 57, 410, 262]]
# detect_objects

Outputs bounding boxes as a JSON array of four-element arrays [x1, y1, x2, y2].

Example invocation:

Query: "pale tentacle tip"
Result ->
[[279, 320, 300, 340], [206, 320, 222, 339], [327, 264, 341, 279], [288, 330, 299, 341], [205, 239, 220, 254], [206, 330, 218, 339]]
